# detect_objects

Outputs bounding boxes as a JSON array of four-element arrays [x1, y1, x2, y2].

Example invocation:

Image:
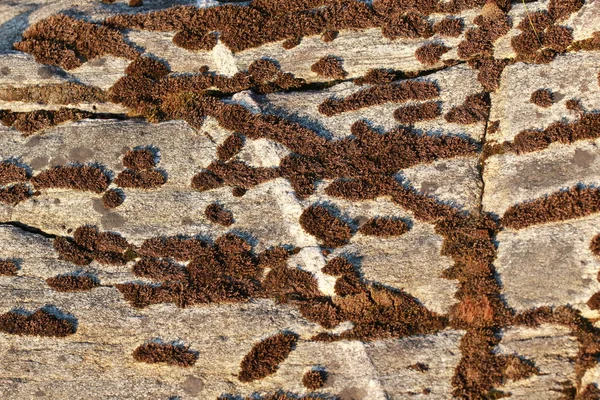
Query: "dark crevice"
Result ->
[[0, 221, 57, 239]]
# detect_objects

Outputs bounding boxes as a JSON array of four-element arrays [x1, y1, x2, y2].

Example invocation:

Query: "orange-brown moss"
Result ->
[[0, 308, 76, 337], [0, 260, 18, 276], [14, 14, 138, 70], [415, 43, 451, 65], [354, 68, 396, 86], [0, 82, 107, 105], [32, 165, 109, 193], [433, 17, 464, 37], [0, 108, 93, 136], [205, 203, 234, 226], [102, 189, 124, 208], [133, 341, 198, 366], [318, 80, 439, 116], [445, 92, 490, 124], [238, 332, 297, 382], [114, 169, 166, 189], [299, 205, 352, 248], [394, 101, 441, 124], [530, 89, 554, 107], [358, 217, 410, 237], [311, 56, 347, 79], [122, 149, 156, 170], [302, 368, 327, 390], [502, 186, 600, 229], [46, 274, 98, 292]]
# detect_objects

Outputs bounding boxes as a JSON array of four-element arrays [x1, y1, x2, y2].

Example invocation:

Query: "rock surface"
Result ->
[[0, 0, 600, 399]]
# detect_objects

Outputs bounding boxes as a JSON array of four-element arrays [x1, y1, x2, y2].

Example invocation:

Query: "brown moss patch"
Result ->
[[0, 82, 107, 105], [0, 308, 76, 337], [0, 183, 32, 205], [192, 160, 279, 192], [102, 189, 124, 208], [0, 108, 93, 136], [382, 12, 432, 40], [322, 30, 338, 42], [502, 186, 600, 230], [282, 37, 302, 49], [415, 43, 451, 65], [394, 101, 441, 124], [238, 332, 297, 382], [581, 384, 600, 399], [205, 203, 234, 226], [500, 113, 600, 154], [54, 225, 132, 266], [114, 169, 166, 189], [359, 217, 410, 237], [133, 341, 198, 367], [14, 14, 138, 70], [445, 92, 490, 124], [122, 149, 156, 170], [318, 80, 439, 116], [133, 257, 187, 281], [0, 162, 28, 186], [457, 7, 510, 60], [0, 260, 18, 276], [530, 89, 554, 107], [433, 17, 464, 37], [468, 57, 508, 92], [46, 274, 98, 292], [548, 0, 584, 21], [591, 234, 600, 257], [299, 205, 352, 248], [302, 368, 327, 390], [32, 165, 109, 193], [311, 56, 347, 79], [587, 292, 600, 310], [129, 0, 143, 6], [354, 68, 396, 86], [570, 32, 600, 52], [217, 133, 244, 161]]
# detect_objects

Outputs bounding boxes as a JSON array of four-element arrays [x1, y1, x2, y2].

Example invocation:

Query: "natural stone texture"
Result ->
[[495, 216, 600, 313], [364, 331, 464, 399], [495, 325, 579, 399], [488, 52, 600, 145], [483, 139, 600, 216]]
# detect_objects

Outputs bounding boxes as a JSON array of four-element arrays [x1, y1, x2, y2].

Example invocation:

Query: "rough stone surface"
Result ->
[[1, 0, 600, 398]]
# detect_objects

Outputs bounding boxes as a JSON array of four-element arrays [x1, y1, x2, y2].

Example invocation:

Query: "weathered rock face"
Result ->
[[1, 0, 600, 399]]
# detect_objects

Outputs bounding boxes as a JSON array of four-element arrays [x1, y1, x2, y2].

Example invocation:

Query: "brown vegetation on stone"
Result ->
[[0, 260, 18, 276], [32, 165, 109, 193], [530, 89, 554, 107], [499, 113, 600, 154], [394, 101, 441, 124], [354, 68, 396, 86], [102, 189, 124, 208], [445, 92, 490, 124], [415, 43, 451, 65], [14, 14, 138, 70], [0, 82, 107, 105], [299, 205, 352, 248], [0, 162, 28, 186], [205, 203, 234, 226], [0, 308, 76, 337], [318, 80, 439, 116], [302, 368, 327, 390], [468, 57, 508, 92], [54, 226, 131, 266], [0, 108, 93, 136], [457, 6, 510, 60], [133, 257, 187, 281], [132, 341, 198, 366], [591, 234, 600, 257], [238, 332, 297, 382], [433, 17, 464, 37], [587, 292, 600, 310], [359, 217, 410, 237], [502, 186, 600, 229], [570, 32, 600, 52], [122, 149, 156, 170], [217, 133, 244, 161], [46, 274, 98, 292], [114, 169, 166, 189], [0, 183, 31, 205], [311, 56, 347, 79], [548, 0, 584, 21]]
